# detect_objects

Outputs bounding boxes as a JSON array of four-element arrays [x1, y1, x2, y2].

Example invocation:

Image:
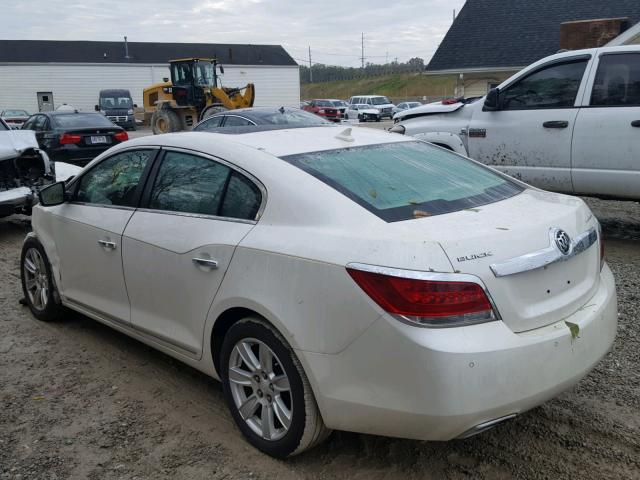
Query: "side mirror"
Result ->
[[483, 88, 501, 111], [95, 105, 99, 111], [38, 181, 67, 207], [219, 65, 225, 74], [133, 104, 138, 108]]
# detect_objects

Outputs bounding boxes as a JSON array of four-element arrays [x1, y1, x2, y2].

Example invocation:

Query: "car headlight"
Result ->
[[389, 124, 405, 134], [99, 110, 106, 114], [127, 109, 134, 115], [318, 109, 326, 114]]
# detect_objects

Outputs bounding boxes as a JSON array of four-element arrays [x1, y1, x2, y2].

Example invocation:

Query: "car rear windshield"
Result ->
[[53, 114, 115, 129], [282, 141, 524, 222]]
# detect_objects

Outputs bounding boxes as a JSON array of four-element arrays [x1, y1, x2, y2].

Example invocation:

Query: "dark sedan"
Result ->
[[193, 107, 331, 132], [22, 111, 128, 166]]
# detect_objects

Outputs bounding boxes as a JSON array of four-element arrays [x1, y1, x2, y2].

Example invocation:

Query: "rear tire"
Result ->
[[151, 109, 182, 134], [20, 237, 63, 322], [220, 317, 330, 458]]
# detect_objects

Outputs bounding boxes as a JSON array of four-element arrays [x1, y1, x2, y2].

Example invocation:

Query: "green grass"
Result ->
[[301, 73, 457, 102]]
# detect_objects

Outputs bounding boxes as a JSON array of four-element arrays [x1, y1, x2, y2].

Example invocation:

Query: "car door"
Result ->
[[572, 51, 640, 199], [122, 148, 264, 358], [50, 148, 157, 322], [468, 56, 592, 193]]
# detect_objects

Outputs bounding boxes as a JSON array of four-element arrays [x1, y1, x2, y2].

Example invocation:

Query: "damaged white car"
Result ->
[[0, 118, 80, 217], [0, 117, 55, 217]]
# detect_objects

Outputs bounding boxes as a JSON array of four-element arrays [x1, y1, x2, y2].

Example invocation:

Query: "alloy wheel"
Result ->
[[23, 248, 48, 311], [228, 338, 293, 441]]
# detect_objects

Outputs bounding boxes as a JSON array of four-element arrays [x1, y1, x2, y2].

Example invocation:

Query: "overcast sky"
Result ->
[[3, 0, 466, 67]]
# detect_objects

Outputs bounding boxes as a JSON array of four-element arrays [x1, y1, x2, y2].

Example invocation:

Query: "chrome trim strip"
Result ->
[[135, 207, 257, 225], [345, 262, 502, 322], [490, 227, 597, 278]]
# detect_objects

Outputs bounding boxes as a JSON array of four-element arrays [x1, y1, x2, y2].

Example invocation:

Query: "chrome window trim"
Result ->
[[490, 227, 598, 278], [345, 262, 502, 324], [67, 202, 136, 211], [157, 146, 267, 221], [135, 207, 257, 225]]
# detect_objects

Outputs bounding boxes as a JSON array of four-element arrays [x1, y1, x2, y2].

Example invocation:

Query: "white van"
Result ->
[[348, 95, 395, 119]]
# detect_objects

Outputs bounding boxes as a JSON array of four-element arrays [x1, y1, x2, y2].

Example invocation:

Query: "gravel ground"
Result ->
[[1, 197, 639, 480]]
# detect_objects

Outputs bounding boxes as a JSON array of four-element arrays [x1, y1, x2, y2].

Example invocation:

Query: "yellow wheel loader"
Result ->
[[143, 58, 255, 134]]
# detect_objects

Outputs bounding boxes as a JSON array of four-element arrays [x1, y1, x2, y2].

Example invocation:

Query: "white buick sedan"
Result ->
[[22, 126, 617, 458]]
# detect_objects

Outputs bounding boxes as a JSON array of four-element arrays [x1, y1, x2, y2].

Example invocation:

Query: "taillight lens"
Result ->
[[59, 133, 82, 145], [347, 265, 496, 327], [114, 131, 128, 142]]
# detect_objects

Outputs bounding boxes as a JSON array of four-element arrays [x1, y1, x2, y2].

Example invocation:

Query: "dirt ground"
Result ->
[[1, 197, 639, 480]]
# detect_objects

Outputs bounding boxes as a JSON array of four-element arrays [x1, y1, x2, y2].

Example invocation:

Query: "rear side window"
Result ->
[[194, 115, 224, 131], [148, 151, 262, 220], [224, 116, 254, 127], [283, 142, 523, 222], [591, 53, 640, 106], [501, 59, 588, 110]]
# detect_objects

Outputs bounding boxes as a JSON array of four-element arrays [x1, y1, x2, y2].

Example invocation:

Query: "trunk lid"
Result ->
[[395, 189, 600, 332]]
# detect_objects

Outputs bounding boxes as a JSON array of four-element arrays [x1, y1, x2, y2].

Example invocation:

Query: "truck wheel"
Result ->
[[151, 109, 181, 134], [358, 115, 363, 123]]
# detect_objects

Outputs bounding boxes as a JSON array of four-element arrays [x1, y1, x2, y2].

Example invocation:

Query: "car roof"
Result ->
[[122, 125, 412, 158], [100, 89, 131, 96], [352, 95, 387, 98]]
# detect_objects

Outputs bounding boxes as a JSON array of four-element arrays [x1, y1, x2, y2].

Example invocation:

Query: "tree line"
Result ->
[[300, 57, 425, 83]]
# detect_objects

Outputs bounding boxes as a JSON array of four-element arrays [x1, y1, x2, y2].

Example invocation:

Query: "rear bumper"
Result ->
[[300, 264, 617, 440]]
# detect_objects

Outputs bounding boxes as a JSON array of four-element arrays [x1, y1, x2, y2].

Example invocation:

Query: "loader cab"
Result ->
[[169, 58, 220, 109]]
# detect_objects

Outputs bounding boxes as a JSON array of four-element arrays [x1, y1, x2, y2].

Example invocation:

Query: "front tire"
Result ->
[[20, 237, 62, 322], [220, 317, 330, 458]]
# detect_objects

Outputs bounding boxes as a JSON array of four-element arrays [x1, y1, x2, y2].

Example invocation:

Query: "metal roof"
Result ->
[[0, 40, 297, 66], [427, 0, 640, 72]]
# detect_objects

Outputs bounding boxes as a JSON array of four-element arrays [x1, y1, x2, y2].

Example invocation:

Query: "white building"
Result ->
[[0, 40, 300, 113]]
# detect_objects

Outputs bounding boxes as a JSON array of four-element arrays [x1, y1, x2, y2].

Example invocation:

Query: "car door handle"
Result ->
[[98, 240, 117, 250], [543, 121, 569, 129], [631, 120, 640, 127], [192, 258, 219, 269]]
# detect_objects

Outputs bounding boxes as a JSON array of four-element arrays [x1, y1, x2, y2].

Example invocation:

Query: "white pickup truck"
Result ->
[[392, 45, 640, 201]]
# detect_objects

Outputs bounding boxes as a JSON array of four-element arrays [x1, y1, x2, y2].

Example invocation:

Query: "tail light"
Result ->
[[347, 264, 497, 327], [114, 131, 128, 142], [59, 133, 82, 145]]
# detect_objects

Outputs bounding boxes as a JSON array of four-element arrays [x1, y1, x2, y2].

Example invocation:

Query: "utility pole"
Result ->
[[308, 46, 313, 83], [360, 32, 365, 69]]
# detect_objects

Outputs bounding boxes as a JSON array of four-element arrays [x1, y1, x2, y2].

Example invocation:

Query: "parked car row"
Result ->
[[301, 96, 424, 122]]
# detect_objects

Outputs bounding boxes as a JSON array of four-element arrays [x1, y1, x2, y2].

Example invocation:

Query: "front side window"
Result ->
[[283, 141, 523, 222], [75, 150, 153, 206], [501, 59, 588, 110], [591, 53, 640, 107], [148, 151, 262, 220]]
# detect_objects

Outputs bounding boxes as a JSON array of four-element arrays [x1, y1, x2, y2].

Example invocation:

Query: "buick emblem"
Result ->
[[554, 229, 572, 255]]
